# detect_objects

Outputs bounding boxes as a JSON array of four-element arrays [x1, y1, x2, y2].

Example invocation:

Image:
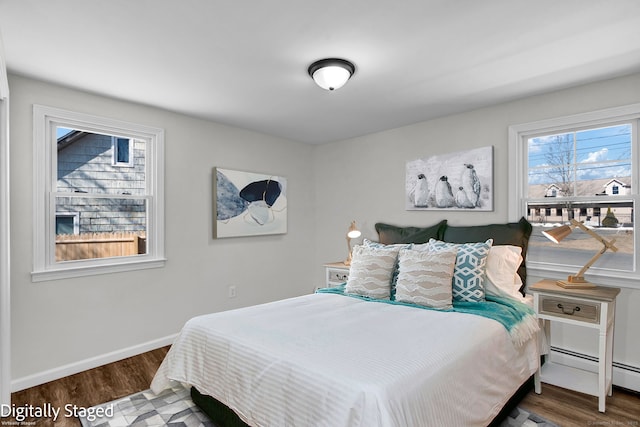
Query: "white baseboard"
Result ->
[[11, 333, 178, 393], [549, 347, 640, 393]]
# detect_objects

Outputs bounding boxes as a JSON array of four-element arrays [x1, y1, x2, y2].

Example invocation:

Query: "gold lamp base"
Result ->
[[556, 276, 597, 289]]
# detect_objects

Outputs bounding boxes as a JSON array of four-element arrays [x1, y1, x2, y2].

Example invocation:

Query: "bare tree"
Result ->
[[544, 134, 574, 196], [544, 134, 575, 220]]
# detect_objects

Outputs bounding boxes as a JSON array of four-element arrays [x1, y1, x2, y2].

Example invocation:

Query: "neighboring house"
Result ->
[[56, 130, 146, 235], [544, 183, 562, 198], [527, 177, 633, 225], [599, 178, 631, 196]]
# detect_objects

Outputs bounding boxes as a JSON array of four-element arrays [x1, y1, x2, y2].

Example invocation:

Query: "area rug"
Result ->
[[78, 383, 216, 427], [500, 407, 560, 427], [79, 383, 558, 427]]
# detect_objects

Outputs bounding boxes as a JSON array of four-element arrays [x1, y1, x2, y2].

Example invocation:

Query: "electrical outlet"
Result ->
[[228, 285, 237, 298]]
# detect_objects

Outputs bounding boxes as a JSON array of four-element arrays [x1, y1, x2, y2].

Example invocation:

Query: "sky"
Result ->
[[527, 123, 631, 185]]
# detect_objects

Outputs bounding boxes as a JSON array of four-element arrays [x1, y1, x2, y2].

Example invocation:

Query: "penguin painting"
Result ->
[[412, 173, 430, 207], [455, 186, 475, 208], [434, 176, 455, 208], [461, 164, 481, 207]]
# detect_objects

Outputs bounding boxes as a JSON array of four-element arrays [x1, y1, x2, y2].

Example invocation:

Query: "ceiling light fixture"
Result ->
[[308, 58, 355, 91]]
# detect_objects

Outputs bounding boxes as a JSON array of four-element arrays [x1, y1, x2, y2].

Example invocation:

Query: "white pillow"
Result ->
[[395, 248, 457, 310], [345, 245, 400, 299], [485, 245, 523, 300]]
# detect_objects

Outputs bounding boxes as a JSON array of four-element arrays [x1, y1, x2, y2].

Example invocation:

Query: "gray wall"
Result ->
[[9, 74, 315, 382], [312, 72, 640, 375]]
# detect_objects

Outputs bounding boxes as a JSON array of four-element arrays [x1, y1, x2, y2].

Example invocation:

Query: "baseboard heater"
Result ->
[[550, 346, 640, 393]]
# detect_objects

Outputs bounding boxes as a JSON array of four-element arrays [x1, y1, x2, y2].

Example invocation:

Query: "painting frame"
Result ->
[[213, 167, 287, 238], [405, 146, 493, 211]]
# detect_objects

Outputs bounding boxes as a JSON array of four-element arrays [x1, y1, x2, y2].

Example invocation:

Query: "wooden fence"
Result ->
[[56, 232, 146, 261]]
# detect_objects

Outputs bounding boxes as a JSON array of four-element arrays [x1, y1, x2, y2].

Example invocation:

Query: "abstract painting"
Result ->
[[405, 146, 493, 211], [214, 168, 287, 238]]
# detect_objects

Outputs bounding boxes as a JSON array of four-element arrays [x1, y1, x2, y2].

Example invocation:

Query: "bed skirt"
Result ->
[[191, 376, 534, 427], [190, 386, 249, 427]]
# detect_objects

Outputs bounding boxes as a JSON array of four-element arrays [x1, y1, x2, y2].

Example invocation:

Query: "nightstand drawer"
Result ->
[[540, 295, 600, 323], [327, 268, 349, 283]]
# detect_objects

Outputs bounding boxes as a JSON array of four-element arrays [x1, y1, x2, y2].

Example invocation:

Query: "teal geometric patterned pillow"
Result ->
[[427, 238, 493, 302]]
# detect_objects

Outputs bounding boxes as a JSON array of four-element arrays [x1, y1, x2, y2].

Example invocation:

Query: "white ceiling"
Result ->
[[1, 0, 639, 144]]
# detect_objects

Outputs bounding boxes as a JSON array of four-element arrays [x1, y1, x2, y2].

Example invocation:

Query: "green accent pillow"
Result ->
[[374, 220, 447, 245]]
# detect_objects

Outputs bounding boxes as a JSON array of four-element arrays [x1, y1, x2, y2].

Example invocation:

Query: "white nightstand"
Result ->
[[323, 262, 350, 288], [530, 279, 620, 412]]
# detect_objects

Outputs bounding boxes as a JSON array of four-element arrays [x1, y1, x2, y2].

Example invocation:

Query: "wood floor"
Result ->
[[9, 346, 640, 426], [10, 347, 170, 427], [519, 383, 640, 427]]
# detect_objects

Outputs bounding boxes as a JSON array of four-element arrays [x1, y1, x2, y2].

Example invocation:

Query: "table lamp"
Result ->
[[344, 221, 361, 266], [541, 219, 618, 288]]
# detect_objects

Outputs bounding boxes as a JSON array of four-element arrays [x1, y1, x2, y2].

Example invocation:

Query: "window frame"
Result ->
[[32, 105, 165, 282], [508, 103, 640, 289]]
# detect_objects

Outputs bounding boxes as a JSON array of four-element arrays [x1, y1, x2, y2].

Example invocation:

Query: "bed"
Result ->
[[151, 218, 540, 427]]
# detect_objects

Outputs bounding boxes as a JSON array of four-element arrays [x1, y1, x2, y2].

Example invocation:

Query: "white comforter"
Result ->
[[151, 292, 539, 427]]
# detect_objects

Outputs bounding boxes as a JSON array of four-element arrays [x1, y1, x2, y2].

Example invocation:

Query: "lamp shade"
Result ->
[[347, 221, 361, 239], [541, 225, 573, 243], [344, 220, 361, 265], [308, 58, 355, 91]]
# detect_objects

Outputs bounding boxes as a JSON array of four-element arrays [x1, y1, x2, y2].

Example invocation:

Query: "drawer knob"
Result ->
[[557, 303, 580, 315]]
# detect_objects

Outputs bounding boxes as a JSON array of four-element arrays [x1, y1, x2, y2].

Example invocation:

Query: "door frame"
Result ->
[[0, 31, 11, 405]]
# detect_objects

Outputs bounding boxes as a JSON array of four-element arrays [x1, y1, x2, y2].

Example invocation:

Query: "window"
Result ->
[[55, 213, 79, 235], [113, 136, 132, 166], [33, 105, 165, 281], [509, 103, 640, 287]]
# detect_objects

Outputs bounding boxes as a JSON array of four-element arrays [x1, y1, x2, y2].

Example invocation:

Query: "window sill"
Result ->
[[527, 264, 639, 290], [31, 257, 167, 282]]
